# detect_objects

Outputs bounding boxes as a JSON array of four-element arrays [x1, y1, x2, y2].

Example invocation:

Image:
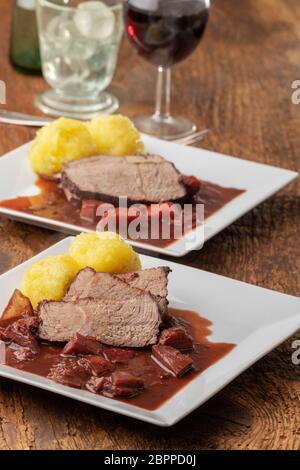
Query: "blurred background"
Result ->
[[1, 0, 299, 164]]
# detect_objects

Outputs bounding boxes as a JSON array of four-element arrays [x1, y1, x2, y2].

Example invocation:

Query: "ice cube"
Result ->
[[74, 1, 115, 40], [47, 16, 77, 46]]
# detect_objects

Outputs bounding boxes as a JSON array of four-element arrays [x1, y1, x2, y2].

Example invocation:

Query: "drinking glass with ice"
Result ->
[[36, 0, 124, 119]]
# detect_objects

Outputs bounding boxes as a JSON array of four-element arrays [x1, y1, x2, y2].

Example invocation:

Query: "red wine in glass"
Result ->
[[124, 0, 210, 139], [126, 0, 209, 67]]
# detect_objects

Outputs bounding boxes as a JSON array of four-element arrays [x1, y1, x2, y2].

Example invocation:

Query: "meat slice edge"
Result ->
[[117, 267, 170, 317], [61, 154, 188, 205], [63, 267, 145, 304], [64, 267, 170, 318], [37, 294, 161, 348]]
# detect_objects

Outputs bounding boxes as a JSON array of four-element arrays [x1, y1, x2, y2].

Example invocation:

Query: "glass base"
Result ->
[[35, 89, 119, 120], [133, 114, 197, 140]]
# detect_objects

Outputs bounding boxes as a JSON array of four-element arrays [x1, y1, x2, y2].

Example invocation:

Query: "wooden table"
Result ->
[[0, 0, 299, 450]]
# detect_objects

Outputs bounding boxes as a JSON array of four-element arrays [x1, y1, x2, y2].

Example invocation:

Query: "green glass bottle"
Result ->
[[10, 0, 41, 74]]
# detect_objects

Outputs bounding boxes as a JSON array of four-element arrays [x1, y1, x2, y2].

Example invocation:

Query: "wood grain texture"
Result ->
[[0, 0, 299, 450]]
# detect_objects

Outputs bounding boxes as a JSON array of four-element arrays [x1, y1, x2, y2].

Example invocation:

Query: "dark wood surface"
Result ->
[[0, 0, 299, 450]]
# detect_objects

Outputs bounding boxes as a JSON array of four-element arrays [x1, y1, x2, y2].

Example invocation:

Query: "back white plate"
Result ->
[[0, 135, 297, 256]]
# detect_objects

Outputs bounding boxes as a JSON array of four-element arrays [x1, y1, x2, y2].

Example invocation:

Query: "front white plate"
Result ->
[[0, 237, 299, 426], [0, 135, 297, 257]]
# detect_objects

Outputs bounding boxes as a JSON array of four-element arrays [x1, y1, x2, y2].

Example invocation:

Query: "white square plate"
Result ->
[[0, 237, 299, 426], [0, 135, 297, 257]]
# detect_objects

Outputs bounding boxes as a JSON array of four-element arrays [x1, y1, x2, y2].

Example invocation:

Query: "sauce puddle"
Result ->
[[0, 179, 245, 248], [2, 308, 235, 410]]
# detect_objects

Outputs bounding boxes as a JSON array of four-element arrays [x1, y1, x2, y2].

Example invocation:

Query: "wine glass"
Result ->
[[124, 0, 210, 140]]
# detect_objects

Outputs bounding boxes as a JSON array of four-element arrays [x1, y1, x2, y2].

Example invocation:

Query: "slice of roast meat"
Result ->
[[117, 267, 170, 317], [152, 345, 194, 377], [102, 371, 144, 398], [118, 267, 170, 298], [159, 326, 193, 350], [37, 294, 161, 348], [63, 267, 146, 303], [62, 332, 103, 356], [63, 267, 170, 318], [0, 316, 40, 354], [61, 155, 188, 205]]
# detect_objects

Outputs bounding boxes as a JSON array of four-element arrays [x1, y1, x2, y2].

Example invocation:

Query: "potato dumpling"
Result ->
[[21, 255, 80, 308], [29, 117, 96, 177], [87, 115, 145, 156], [69, 232, 141, 274]]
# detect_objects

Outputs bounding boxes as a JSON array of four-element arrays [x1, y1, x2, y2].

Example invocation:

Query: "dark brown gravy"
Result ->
[[0, 179, 245, 248], [2, 308, 235, 410]]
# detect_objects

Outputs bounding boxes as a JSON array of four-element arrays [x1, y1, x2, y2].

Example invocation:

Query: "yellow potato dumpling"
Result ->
[[29, 117, 96, 177], [21, 254, 80, 308], [69, 232, 141, 274], [87, 115, 145, 156]]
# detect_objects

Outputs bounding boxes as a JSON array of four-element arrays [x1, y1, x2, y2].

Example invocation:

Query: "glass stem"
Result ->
[[154, 66, 171, 120]]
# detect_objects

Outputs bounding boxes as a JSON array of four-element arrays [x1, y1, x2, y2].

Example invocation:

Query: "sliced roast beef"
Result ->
[[152, 345, 194, 377], [37, 293, 161, 348], [62, 332, 103, 356], [118, 267, 170, 298], [63, 267, 170, 318], [117, 267, 170, 317], [61, 155, 188, 205], [63, 267, 146, 304]]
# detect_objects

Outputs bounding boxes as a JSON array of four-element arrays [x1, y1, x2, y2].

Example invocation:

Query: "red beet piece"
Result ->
[[181, 175, 201, 196], [152, 345, 194, 377], [102, 371, 144, 398], [62, 332, 103, 356], [78, 356, 112, 376], [0, 316, 40, 353], [111, 371, 144, 389], [103, 348, 135, 364], [48, 358, 90, 388], [159, 326, 193, 350]]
